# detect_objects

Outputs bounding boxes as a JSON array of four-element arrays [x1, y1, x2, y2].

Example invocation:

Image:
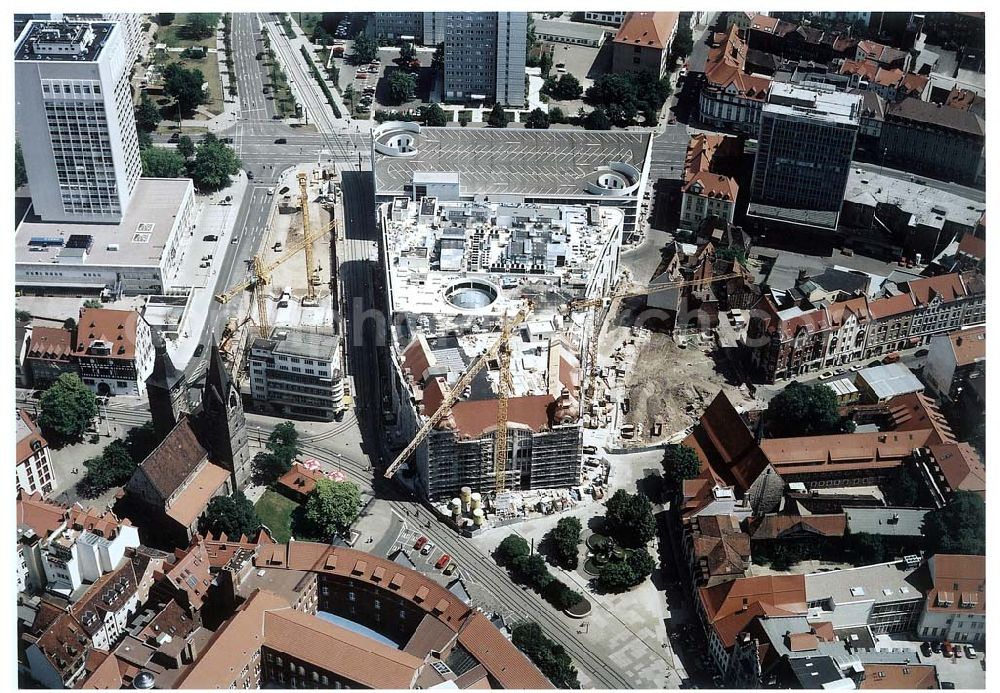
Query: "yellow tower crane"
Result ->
[[383, 304, 533, 485], [493, 313, 518, 495], [297, 172, 321, 306]]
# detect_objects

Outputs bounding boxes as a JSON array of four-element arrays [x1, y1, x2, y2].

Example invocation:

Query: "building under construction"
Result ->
[[380, 198, 626, 500]]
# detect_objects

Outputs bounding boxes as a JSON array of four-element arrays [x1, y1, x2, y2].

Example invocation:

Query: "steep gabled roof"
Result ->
[[614, 12, 678, 50], [683, 392, 771, 492], [699, 575, 808, 648], [130, 418, 208, 501]]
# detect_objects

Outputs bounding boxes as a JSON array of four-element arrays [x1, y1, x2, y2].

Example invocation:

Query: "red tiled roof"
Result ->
[[165, 461, 230, 528], [929, 443, 985, 498], [699, 575, 807, 648], [946, 326, 985, 367], [748, 513, 847, 540], [449, 394, 555, 438], [885, 392, 956, 445], [72, 561, 139, 636], [34, 612, 90, 682], [704, 24, 772, 100], [67, 503, 130, 540], [27, 326, 73, 361], [16, 409, 49, 466], [264, 608, 424, 689], [161, 540, 214, 610], [874, 66, 904, 87], [825, 296, 871, 327], [760, 429, 934, 476], [957, 232, 986, 260], [131, 418, 209, 501], [402, 335, 433, 383], [925, 554, 985, 615], [73, 308, 140, 360], [684, 172, 739, 201], [683, 392, 771, 492], [614, 12, 678, 51], [868, 292, 915, 319], [905, 273, 968, 305], [277, 462, 325, 498], [840, 59, 879, 81], [860, 663, 938, 689], [202, 529, 274, 569], [900, 72, 929, 95], [946, 87, 985, 112], [457, 612, 555, 689], [685, 515, 751, 580], [17, 490, 67, 536], [749, 14, 779, 33]]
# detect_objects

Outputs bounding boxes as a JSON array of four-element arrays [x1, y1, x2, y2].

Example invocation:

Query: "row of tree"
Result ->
[[512, 621, 580, 689], [139, 132, 242, 193], [495, 534, 585, 611]]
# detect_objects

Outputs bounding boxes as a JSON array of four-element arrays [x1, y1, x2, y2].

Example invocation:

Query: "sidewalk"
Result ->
[[167, 171, 250, 370]]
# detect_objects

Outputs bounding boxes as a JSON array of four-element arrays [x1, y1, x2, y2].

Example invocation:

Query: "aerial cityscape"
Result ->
[[12, 9, 986, 690]]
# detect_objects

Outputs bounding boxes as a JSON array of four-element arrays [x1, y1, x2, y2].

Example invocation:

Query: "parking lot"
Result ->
[[391, 523, 460, 580], [875, 635, 987, 689]]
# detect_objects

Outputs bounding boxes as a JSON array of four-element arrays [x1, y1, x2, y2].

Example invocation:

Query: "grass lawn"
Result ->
[[255, 490, 298, 543], [152, 50, 224, 117], [157, 13, 220, 50]]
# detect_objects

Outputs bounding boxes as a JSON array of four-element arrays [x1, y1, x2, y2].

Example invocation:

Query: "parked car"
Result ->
[[413, 536, 428, 551], [931, 641, 943, 654], [965, 646, 978, 659], [443, 562, 457, 576], [941, 682, 955, 689], [920, 642, 933, 657], [435, 554, 451, 570], [850, 364, 863, 372], [203, 234, 218, 242], [231, 235, 239, 244], [954, 646, 963, 658], [193, 344, 205, 357], [819, 371, 834, 380], [247, 171, 254, 180], [942, 642, 954, 658], [914, 348, 929, 357], [420, 541, 434, 555], [168, 132, 180, 143]]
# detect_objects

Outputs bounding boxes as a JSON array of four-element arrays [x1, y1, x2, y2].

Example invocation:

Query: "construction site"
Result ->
[[216, 165, 343, 400], [378, 198, 630, 503]]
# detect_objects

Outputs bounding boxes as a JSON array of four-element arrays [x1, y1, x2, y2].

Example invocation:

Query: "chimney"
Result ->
[[956, 336, 963, 347]]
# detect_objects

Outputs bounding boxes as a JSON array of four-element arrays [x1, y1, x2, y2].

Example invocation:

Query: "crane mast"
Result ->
[[298, 172, 319, 303]]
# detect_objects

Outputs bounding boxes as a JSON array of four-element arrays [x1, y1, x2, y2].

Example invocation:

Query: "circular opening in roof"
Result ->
[[444, 279, 499, 311], [596, 172, 627, 189]]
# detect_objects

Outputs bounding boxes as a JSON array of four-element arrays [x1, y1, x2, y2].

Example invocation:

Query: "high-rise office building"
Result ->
[[15, 19, 141, 223], [748, 83, 861, 230], [439, 12, 527, 107]]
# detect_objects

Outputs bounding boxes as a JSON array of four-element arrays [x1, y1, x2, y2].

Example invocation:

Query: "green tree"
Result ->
[[672, 24, 694, 60], [487, 103, 508, 128], [399, 41, 416, 62], [512, 622, 580, 689], [83, 299, 103, 309], [199, 492, 261, 538], [420, 103, 449, 127], [539, 50, 553, 77], [141, 147, 187, 178], [82, 440, 136, 495], [604, 489, 656, 548], [312, 25, 329, 46], [15, 139, 28, 189], [387, 70, 417, 105], [583, 108, 611, 130], [181, 14, 219, 40], [135, 94, 163, 132], [597, 548, 656, 592], [38, 373, 97, 442], [164, 63, 208, 115], [495, 534, 530, 566], [158, 13, 176, 26], [766, 381, 849, 437], [549, 73, 582, 100], [351, 34, 379, 64], [663, 444, 702, 486], [512, 553, 554, 590], [846, 532, 887, 566], [548, 516, 582, 568], [883, 465, 922, 507], [177, 135, 195, 159], [16, 309, 32, 323], [301, 478, 361, 538], [124, 421, 160, 465], [268, 421, 300, 466], [969, 419, 985, 460], [63, 317, 77, 331], [190, 137, 241, 191], [542, 580, 584, 610], [137, 130, 153, 150], [923, 491, 986, 556], [524, 108, 550, 129], [253, 451, 289, 485], [548, 106, 565, 124]]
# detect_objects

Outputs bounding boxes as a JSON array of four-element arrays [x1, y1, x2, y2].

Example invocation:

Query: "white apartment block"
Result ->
[[15, 19, 141, 223], [249, 328, 346, 422], [40, 508, 140, 598], [584, 12, 626, 27], [16, 410, 56, 497]]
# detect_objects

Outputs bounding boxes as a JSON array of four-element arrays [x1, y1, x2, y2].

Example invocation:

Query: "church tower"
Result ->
[[146, 332, 191, 440], [196, 339, 252, 489]]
